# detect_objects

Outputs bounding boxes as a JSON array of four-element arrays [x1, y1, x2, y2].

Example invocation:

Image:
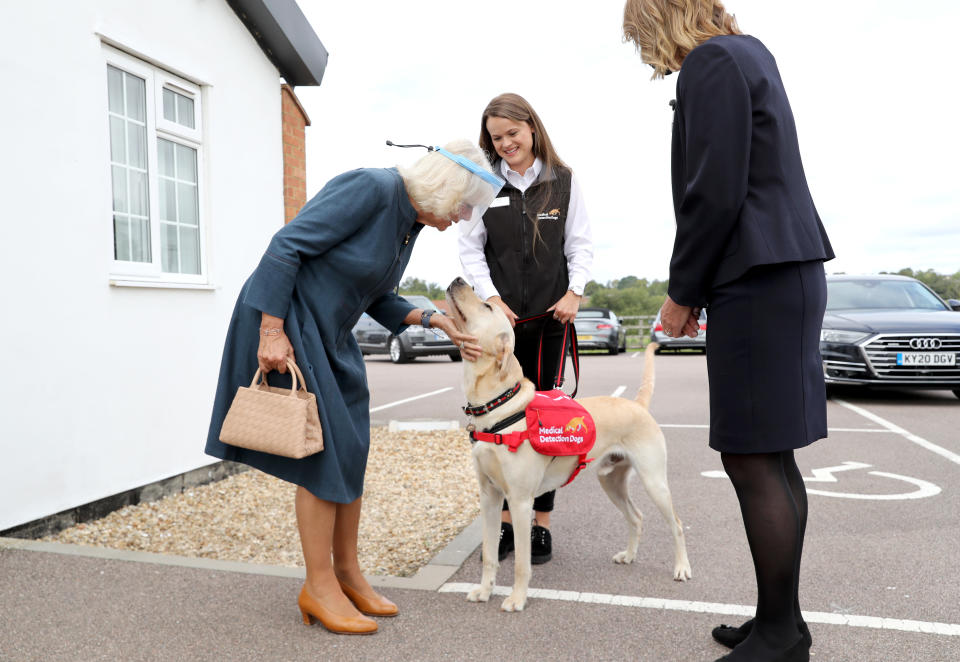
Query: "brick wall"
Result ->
[[281, 84, 311, 224]]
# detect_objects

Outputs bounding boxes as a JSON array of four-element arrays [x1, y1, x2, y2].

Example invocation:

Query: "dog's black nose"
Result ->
[[449, 277, 467, 288]]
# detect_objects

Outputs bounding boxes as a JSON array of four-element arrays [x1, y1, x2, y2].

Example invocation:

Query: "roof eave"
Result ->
[[226, 0, 328, 86]]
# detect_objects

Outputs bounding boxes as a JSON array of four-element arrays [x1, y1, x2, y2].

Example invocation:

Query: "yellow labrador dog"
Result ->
[[446, 277, 692, 612]]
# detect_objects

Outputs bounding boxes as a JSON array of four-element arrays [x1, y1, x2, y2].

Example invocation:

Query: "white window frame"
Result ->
[[104, 44, 208, 286]]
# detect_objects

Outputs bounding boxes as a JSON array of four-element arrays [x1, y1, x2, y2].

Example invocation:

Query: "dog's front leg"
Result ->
[[501, 496, 534, 612], [467, 479, 503, 603]]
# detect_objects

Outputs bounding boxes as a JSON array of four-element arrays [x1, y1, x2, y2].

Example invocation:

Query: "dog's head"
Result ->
[[445, 277, 523, 399]]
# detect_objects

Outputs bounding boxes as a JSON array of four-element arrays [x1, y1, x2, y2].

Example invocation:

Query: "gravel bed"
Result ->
[[42, 428, 479, 577]]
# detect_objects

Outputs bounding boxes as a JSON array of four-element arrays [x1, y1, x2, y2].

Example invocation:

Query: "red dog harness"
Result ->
[[470, 390, 597, 487]]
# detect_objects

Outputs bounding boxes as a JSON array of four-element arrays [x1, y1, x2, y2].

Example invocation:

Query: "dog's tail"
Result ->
[[635, 342, 658, 410]]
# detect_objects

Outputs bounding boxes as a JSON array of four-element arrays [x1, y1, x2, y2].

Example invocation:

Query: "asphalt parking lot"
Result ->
[[3, 351, 957, 661], [363, 350, 960, 660]]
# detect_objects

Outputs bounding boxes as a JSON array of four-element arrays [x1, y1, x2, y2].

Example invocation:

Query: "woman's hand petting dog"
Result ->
[[433, 314, 482, 361], [486, 295, 518, 327]]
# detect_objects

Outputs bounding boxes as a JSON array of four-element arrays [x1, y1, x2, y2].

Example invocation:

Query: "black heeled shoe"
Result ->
[[712, 618, 811, 649], [714, 637, 810, 662]]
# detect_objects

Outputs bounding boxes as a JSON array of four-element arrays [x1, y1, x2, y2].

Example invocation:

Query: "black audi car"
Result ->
[[820, 274, 960, 397]]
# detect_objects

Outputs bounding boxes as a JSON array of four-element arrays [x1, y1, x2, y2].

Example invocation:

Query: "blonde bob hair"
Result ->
[[622, 0, 740, 79], [397, 139, 494, 219]]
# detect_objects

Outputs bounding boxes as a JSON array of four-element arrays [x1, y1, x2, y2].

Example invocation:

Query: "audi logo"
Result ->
[[909, 337, 942, 350]]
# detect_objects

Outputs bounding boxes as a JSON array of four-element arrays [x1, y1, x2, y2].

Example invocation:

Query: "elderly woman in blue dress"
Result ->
[[205, 140, 498, 635]]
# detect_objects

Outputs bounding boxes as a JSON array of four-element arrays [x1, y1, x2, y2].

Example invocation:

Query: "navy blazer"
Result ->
[[668, 35, 834, 308]]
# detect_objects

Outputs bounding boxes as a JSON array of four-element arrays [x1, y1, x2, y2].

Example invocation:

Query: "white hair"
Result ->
[[398, 139, 494, 218]]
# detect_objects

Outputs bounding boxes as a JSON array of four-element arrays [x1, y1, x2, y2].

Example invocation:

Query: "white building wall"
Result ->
[[0, 0, 286, 530]]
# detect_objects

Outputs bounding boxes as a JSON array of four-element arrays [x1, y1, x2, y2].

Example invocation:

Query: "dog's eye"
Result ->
[[483, 303, 492, 310]]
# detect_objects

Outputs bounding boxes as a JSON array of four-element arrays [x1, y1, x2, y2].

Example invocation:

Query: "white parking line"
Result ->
[[438, 583, 960, 637], [659, 424, 895, 433], [370, 387, 453, 413], [611, 385, 626, 398], [835, 399, 960, 466]]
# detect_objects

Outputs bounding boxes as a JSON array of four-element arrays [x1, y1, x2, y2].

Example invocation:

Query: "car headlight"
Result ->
[[820, 329, 870, 344]]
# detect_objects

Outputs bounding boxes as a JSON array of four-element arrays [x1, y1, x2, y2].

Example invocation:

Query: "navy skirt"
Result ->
[[705, 260, 828, 453]]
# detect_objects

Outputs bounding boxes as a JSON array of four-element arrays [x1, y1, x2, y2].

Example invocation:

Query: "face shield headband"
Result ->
[[386, 140, 505, 226]]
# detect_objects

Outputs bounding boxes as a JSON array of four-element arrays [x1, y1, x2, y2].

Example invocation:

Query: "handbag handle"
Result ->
[[250, 359, 309, 396]]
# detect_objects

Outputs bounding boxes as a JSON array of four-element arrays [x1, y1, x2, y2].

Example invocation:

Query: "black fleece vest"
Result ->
[[482, 164, 572, 317]]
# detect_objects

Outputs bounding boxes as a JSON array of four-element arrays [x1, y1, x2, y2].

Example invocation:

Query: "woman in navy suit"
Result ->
[[624, 2, 834, 661]]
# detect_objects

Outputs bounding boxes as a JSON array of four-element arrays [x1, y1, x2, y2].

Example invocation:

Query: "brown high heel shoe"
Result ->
[[298, 586, 378, 634], [338, 580, 399, 617]]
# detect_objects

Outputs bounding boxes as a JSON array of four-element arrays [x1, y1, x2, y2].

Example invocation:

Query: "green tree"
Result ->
[[890, 268, 960, 301]]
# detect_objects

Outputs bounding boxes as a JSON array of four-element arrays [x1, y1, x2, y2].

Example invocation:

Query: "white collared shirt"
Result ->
[[459, 157, 594, 302]]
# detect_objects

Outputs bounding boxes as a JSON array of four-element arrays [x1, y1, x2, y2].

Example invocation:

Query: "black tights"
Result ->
[[721, 450, 807, 658]]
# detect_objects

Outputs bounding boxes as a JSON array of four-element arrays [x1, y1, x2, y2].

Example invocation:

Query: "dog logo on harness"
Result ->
[[564, 416, 588, 433]]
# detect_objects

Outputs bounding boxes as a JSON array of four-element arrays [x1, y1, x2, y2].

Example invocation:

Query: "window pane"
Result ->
[[176, 94, 195, 129], [109, 116, 126, 163], [175, 144, 197, 182], [124, 72, 145, 121], [162, 88, 176, 122], [177, 182, 198, 224], [111, 166, 128, 213], [159, 178, 175, 221], [133, 217, 152, 262], [161, 223, 178, 272], [127, 122, 146, 169], [157, 138, 175, 177], [107, 66, 124, 114], [129, 170, 149, 216], [179, 226, 200, 274], [114, 214, 130, 261]]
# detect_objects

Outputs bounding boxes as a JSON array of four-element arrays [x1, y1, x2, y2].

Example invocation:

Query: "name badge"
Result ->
[[489, 197, 510, 208]]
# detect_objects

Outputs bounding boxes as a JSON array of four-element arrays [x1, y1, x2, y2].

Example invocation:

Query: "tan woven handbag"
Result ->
[[219, 359, 323, 459]]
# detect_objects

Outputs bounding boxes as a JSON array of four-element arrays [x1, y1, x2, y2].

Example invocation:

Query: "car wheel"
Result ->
[[608, 342, 618, 355], [654, 346, 662, 355], [953, 389, 960, 400], [449, 352, 462, 362], [389, 336, 411, 364]]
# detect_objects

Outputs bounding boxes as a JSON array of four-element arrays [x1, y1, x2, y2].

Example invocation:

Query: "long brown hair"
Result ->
[[479, 93, 568, 257], [622, 0, 740, 78]]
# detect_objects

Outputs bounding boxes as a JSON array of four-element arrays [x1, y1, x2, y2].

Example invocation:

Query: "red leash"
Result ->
[[513, 312, 581, 398]]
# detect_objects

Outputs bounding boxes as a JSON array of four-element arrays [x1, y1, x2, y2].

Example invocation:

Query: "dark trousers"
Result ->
[[502, 317, 568, 514]]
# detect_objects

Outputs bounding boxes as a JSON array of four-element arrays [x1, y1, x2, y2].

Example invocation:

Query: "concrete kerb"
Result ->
[[0, 514, 482, 592]]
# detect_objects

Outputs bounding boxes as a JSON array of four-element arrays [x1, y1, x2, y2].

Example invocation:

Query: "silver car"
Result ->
[[352, 295, 461, 363], [650, 309, 707, 353], [575, 308, 627, 355]]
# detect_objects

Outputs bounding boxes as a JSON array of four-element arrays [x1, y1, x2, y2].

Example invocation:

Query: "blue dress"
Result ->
[[205, 168, 421, 503]]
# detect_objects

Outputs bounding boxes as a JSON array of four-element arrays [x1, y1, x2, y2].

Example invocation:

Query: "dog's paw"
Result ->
[[499, 593, 527, 612], [673, 564, 692, 581], [612, 550, 636, 564], [466, 586, 491, 602]]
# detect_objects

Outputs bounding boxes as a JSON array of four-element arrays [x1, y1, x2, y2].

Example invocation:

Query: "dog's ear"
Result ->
[[495, 331, 514, 380]]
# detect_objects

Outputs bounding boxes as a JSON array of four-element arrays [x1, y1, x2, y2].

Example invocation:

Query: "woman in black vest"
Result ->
[[459, 92, 594, 565], [624, 2, 834, 661]]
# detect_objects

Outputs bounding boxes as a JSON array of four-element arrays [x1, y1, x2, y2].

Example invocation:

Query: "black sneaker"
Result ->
[[498, 521, 514, 561], [530, 525, 552, 564]]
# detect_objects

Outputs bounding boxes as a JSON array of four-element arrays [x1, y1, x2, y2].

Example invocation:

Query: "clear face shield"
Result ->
[[386, 140, 504, 233], [432, 147, 504, 235]]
